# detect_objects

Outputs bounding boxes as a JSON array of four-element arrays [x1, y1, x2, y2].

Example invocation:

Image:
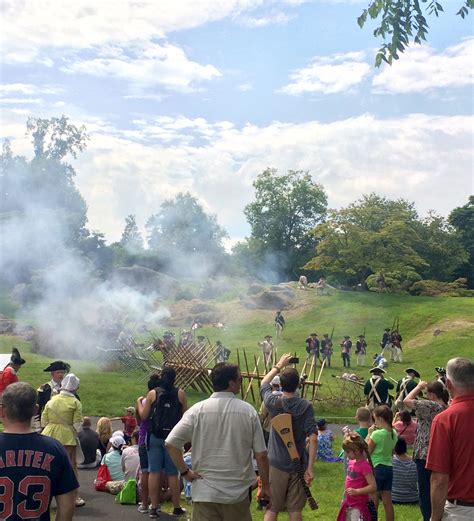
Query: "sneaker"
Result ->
[[75, 498, 86, 507], [148, 508, 159, 519], [172, 507, 187, 516], [137, 504, 149, 514]]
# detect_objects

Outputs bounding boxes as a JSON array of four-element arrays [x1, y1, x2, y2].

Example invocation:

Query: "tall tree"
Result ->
[[305, 194, 426, 288], [120, 214, 143, 252], [416, 211, 468, 282], [145, 192, 228, 275], [0, 117, 94, 285], [358, 0, 473, 66], [243, 168, 327, 280], [449, 196, 474, 287]]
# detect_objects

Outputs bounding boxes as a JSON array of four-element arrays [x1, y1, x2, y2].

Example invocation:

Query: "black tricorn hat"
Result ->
[[384, 328, 390, 331], [11, 348, 26, 365], [435, 366, 446, 376], [370, 367, 385, 374], [405, 367, 420, 378], [43, 360, 70, 373]]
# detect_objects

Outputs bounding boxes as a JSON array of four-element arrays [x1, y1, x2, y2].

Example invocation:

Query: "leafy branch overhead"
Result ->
[[358, 0, 473, 67]]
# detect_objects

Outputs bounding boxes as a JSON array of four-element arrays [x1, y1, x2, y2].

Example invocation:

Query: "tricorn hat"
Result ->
[[370, 367, 385, 374], [10, 348, 26, 365], [43, 360, 70, 373], [435, 366, 446, 376], [405, 367, 420, 378], [359, 334, 365, 338], [384, 328, 390, 331]]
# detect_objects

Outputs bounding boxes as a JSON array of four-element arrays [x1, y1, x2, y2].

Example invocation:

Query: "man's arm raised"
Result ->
[[261, 353, 293, 385]]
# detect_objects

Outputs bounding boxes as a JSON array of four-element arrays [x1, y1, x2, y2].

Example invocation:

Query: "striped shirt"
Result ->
[[391, 456, 418, 503]]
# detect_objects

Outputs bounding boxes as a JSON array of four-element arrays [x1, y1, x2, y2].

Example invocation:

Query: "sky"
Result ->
[[1, 0, 473, 246]]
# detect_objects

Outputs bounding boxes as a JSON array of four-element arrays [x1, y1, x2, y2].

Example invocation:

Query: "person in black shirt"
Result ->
[[78, 416, 100, 469], [0, 382, 78, 521]]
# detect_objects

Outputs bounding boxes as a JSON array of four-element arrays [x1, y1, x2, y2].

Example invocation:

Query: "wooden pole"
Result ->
[[244, 356, 261, 402], [243, 349, 256, 403]]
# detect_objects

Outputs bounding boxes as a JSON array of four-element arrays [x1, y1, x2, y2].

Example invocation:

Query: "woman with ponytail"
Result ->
[[337, 432, 377, 521]]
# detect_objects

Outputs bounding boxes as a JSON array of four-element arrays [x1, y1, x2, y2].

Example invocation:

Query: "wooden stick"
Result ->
[[244, 356, 261, 402], [305, 357, 315, 399], [243, 349, 256, 403], [311, 355, 318, 403]]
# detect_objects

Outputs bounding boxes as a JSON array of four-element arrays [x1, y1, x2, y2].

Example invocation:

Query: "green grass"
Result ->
[[1, 290, 473, 417], [2, 289, 466, 519]]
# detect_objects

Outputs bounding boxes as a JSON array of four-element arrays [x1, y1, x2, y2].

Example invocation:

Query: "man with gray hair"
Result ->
[[426, 357, 474, 521], [0, 382, 78, 520]]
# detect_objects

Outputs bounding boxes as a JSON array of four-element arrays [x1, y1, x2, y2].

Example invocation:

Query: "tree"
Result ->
[[243, 168, 327, 280], [416, 211, 468, 282], [0, 117, 93, 285], [145, 192, 228, 275], [305, 194, 427, 288], [26, 115, 89, 161], [449, 196, 474, 287], [120, 214, 143, 252], [358, 0, 473, 67]]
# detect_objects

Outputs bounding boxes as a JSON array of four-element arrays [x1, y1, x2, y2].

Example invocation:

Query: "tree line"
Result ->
[[1, 117, 473, 292]]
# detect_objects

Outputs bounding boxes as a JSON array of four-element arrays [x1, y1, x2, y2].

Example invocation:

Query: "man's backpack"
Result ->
[[150, 387, 182, 439]]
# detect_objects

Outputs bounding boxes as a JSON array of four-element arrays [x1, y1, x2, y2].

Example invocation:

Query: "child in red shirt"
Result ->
[[111, 407, 137, 443]]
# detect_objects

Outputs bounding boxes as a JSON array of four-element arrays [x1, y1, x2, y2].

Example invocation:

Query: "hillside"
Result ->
[[1, 288, 473, 417]]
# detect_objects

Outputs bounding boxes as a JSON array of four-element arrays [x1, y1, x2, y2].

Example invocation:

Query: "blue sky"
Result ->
[[1, 0, 473, 245]]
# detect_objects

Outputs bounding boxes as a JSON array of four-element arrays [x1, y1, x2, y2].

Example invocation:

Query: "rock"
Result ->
[[166, 300, 223, 327], [241, 288, 294, 310], [113, 266, 179, 298], [0, 314, 15, 334], [433, 328, 444, 337], [248, 283, 266, 295]]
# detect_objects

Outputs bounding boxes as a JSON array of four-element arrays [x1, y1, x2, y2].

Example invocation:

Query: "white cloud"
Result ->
[[279, 51, 371, 95], [0, 83, 64, 95], [61, 42, 221, 93], [2, 108, 471, 242], [239, 11, 295, 27], [236, 82, 254, 92], [1, 0, 297, 64], [0, 97, 42, 105], [372, 39, 474, 93]]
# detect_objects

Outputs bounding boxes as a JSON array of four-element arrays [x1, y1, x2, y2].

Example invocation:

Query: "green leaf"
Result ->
[[357, 10, 368, 27]]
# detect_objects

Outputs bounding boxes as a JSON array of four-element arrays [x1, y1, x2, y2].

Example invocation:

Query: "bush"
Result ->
[[409, 278, 473, 297]]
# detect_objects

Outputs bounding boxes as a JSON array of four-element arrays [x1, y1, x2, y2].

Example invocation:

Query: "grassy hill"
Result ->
[[1, 288, 472, 521], [1, 288, 472, 417]]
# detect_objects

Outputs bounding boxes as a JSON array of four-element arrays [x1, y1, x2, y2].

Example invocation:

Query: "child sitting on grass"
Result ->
[[317, 419, 342, 462], [337, 432, 377, 521]]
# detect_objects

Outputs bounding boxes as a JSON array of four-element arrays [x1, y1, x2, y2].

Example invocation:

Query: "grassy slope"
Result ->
[[1, 290, 472, 521], [1, 289, 473, 416]]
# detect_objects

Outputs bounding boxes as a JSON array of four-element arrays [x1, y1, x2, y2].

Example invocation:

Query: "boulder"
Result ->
[[241, 287, 294, 310], [248, 283, 266, 295], [0, 314, 15, 334], [113, 266, 179, 298]]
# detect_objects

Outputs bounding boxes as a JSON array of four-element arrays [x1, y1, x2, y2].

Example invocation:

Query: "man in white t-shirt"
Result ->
[[166, 363, 270, 521]]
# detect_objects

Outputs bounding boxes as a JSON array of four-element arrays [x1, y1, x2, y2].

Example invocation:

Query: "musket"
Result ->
[[391, 316, 396, 331], [330, 326, 335, 340]]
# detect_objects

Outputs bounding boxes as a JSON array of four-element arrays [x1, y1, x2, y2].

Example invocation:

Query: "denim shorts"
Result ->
[[374, 464, 393, 491], [139, 444, 149, 472], [147, 434, 178, 475]]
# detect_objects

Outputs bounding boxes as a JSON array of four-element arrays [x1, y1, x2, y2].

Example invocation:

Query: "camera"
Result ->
[[289, 357, 299, 364]]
